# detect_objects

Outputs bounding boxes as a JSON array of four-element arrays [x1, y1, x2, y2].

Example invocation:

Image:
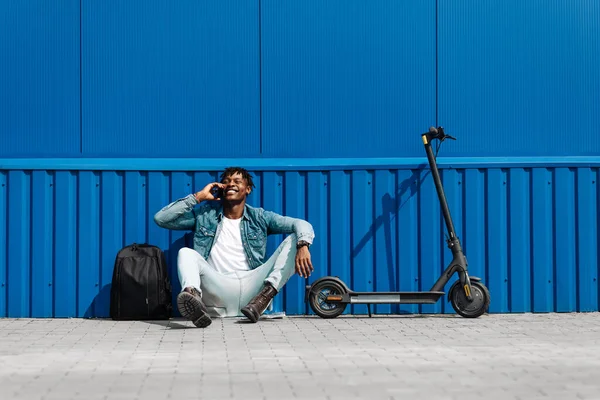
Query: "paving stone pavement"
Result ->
[[1, 313, 600, 400]]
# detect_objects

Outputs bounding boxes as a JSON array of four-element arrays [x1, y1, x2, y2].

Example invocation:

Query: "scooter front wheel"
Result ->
[[308, 280, 348, 318], [450, 281, 490, 318]]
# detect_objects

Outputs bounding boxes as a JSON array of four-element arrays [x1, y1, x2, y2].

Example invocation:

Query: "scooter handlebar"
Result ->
[[427, 126, 456, 141]]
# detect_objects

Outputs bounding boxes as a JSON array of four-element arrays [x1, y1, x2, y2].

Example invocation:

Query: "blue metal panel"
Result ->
[[0, 172, 6, 317], [124, 172, 148, 245], [397, 169, 419, 314], [148, 171, 181, 311], [419, 170, 442, 313], [306, 172, 329, 315], [328, 171, 352, 315], [261, 0, 436, 158], [508, 168, 531, 312], [262, 172, 284, 313], [97, 172, 124, 318], [373, 170, 397, 314], [81, 0, 260, 157], [576, 169, 598, 312], [147, 172, 172, 263], [554, 168, 576, 312], [463, 169, 486, 286], [54, 172, 77, 317], [486, 169, 509, 313], [440, 169, 462, 314], [531, 169, 554, 312], [0, 1, 80, 157], [248, 171, 263, 210], [439, 0, 600, 157], [7, 171, 30, 316], [31, 171, 54, 317], [78, 172, 100, 317], [351, 170, 374, 314], [284, 172, 306, 315], [168, 173, 193, 309]]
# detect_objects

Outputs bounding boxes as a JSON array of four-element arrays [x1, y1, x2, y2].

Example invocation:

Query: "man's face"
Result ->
[[220, 172, 251, 203]]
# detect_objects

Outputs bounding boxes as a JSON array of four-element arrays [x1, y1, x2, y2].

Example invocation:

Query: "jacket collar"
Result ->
[[216, 203, 251, 222]]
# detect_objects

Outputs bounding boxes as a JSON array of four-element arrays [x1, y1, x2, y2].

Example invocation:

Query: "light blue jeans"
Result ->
[[177, 234, 298, 317]]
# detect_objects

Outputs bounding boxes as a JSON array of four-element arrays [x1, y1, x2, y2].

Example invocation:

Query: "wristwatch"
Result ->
[[296, 240, 311, 249]]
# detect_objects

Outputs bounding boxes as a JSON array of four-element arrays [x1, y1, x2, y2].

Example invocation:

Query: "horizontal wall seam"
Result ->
[[2, 157, 600, 171]]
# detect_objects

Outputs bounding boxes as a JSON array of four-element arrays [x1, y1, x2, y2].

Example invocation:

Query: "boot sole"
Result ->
[[177, 292, 212, 328], [240, 306, 259, 323]]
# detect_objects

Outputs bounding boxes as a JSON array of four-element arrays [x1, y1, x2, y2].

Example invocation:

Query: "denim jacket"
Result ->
[[153, 194, 315, 269]]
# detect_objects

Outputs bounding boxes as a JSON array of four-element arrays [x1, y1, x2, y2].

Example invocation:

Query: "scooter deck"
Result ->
[[329, 291, 445, 304]]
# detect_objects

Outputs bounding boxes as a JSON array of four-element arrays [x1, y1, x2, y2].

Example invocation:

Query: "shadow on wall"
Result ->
[[84, 284, 111, 318], [351, 168, 429, 291]]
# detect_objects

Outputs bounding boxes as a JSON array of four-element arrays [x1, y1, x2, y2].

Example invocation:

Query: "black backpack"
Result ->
[[110, 243, 173, 320]]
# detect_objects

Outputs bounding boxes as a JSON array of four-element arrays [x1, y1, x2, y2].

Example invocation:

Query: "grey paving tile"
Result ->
[[2, 313, 600, 399]]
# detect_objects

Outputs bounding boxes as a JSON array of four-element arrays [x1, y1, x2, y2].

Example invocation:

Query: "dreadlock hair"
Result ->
[[220, 167, 255, 192]]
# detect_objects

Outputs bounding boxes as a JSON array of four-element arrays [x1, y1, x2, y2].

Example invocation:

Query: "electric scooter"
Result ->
[[305, 127, 490, 318]]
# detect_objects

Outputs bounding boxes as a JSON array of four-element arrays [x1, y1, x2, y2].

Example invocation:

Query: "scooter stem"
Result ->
[[422, 130, 474, 301], [421, 131, 456, 239]]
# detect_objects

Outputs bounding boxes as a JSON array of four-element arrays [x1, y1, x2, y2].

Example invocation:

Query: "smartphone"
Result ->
[[211, 186, 223, 198]]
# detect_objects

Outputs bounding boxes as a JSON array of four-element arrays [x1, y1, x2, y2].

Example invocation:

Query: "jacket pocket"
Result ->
[[194, 226, 216, 257], [246, 230, 265, 245], [198, 226, 216, 237]]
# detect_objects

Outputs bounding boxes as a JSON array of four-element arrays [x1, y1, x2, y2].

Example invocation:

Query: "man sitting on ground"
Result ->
[[154, 167, 314, 327]]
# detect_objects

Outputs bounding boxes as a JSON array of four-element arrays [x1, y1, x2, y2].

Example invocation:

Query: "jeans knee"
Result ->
[[177, 247, 196, 263]]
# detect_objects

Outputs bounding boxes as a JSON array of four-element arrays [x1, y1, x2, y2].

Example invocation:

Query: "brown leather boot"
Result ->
[[241, 283, 278, 323], [177, 287, 211, 328]]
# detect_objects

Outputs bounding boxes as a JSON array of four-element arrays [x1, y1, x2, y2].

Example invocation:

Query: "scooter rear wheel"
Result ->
[[450, 281, 490, 318], [308, 280, 348, 318]]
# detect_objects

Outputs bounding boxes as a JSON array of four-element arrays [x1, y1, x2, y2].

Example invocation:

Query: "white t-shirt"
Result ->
[[207, 217, 250, 274]]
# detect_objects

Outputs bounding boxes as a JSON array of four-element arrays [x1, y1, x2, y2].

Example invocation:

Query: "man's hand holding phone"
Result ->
[[194, 182, 225, 202]]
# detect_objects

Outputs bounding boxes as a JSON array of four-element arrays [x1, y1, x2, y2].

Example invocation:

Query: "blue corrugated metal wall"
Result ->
[[1, 1, 600, 316], [439, 0, 600, 157], [0, 160, 599, 317], [81, 0, 260, 158], [2, 1, 598, 158], [0, 1, 80, 157], [261, 0, 436, 157]]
